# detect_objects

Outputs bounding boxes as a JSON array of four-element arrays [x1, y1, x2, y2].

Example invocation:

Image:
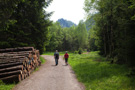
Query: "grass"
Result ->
[[40, 56, 46, 64], [0, 80, 15, 90], [68, 51, 135, 90]]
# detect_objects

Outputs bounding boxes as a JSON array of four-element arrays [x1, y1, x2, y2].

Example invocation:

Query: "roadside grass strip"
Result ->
[[0, 80, 15, 90], [69, 51, 135, 90], [40, 56, 46, 64]]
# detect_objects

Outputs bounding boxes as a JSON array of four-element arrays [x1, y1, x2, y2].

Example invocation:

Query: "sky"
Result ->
[[45, 0, 86, 25]]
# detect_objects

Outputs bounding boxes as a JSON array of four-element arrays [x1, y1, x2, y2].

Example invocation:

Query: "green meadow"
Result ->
[[68, 52, 135, 90]]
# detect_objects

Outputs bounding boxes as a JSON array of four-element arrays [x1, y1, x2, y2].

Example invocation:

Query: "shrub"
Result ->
[[78, 48, 83, 54], [74, 50, 78, 54]]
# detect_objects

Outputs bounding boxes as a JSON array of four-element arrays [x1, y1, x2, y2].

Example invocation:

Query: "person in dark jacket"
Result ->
[[54, 50, 59, 66], [64, 51, 69, 65]]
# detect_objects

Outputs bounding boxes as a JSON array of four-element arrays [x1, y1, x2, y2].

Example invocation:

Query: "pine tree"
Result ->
[[0, 0, 52, 54]]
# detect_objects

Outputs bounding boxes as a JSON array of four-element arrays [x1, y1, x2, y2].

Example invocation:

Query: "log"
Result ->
[[1, 74, 18, 80], [0, 57, 27, 64], [0, 59, 25, 64], [18, 74, 22, 82], [0, 62, 23, 69], [0, 70, 22, 78], [0, 47, 40, 83], [21, 74, 24, 80], [0, 53, 29, 57], [0, 65, 23, 73], [0, 47, 34, 53], [0, 47, 40, 82], [38, 60, 41, 66], [0, 51, 32, 55], [27, 71, 30, 76], [23, 69, 27, 74], [2, 74, 22, 83], [0, 56, 26, 59], [18, 47, 34, 51], [0, 60, 25, 64], [0, 60, 23, 64], [0, 58, 26, 62], [0, 53, 29, 56], [26, 65, 30, 71], [0, 57, 26, 60]]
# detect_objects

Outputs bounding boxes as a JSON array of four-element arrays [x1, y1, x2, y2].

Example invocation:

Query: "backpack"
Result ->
[[55, 53, 59, 59]]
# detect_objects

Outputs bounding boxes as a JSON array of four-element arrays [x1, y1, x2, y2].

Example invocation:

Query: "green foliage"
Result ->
[[84, 0, 135, 67], [69, 52, 135, 90], [34, 67, 39, 72], [43, 51, 66, 56], [76, 21, 88, 49], [74, 51, 78, 54], [0, 0, 52, 54], [88, 25, 97, 51], [0, 80, 15, 90], [129, 0, 135, 20], [46, 20, 88, 51], [85, 16, 95, 31], [78, 48, 83, 54], [46, 22, 64, 51], [40, 56, 46, 64]]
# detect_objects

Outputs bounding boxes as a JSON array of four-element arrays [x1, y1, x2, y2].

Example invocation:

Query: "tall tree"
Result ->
[[0, 0, 52, 53], [76, 20, 88, 49], [46, 22, 64, 51], [0, 0, 21, 48]]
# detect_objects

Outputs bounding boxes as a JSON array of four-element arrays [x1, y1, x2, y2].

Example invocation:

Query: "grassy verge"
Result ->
[[0, 80, 15, 90], [40, 56, 46, 64], [69, 51, 135, 90]]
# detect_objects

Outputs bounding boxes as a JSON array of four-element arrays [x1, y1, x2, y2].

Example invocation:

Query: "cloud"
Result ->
[[45, 0, 85, 24]]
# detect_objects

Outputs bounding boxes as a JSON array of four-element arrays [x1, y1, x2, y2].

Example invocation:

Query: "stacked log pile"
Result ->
[[0, 47, 41, 83]]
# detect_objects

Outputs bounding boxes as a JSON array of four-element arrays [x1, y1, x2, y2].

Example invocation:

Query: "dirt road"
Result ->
[[13, 55, 85, 90]]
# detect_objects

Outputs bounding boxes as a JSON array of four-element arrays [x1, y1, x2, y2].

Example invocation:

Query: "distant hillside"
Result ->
[[57, 18, 76, 28]]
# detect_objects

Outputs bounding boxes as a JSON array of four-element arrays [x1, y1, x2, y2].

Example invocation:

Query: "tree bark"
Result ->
[[0, 65, 23, 73], [0, 62, 23, 69], [0, 70, 22, 78]]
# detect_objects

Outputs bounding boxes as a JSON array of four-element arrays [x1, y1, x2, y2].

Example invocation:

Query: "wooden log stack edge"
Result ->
[[0, 47, 41, 83]]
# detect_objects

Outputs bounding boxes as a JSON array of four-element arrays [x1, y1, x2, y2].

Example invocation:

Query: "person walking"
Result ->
[[64, 51, 69, 65], [54, 50, 59, 66]]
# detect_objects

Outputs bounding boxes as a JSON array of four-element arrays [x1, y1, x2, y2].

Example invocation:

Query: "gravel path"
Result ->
[[13, 55, 85, 90]]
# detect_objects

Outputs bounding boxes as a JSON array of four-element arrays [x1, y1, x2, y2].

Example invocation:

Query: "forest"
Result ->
[[84, 0, 135, 67], [0, 0, 135, 90], [0, 0, 135, 70], [0, 0, 52, 54]]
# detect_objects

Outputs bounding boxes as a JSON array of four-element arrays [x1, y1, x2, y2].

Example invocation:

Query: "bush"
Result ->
[[74, 50, 78, 54], [84, 49, 87, 52], [78, 48, 83, 54]]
